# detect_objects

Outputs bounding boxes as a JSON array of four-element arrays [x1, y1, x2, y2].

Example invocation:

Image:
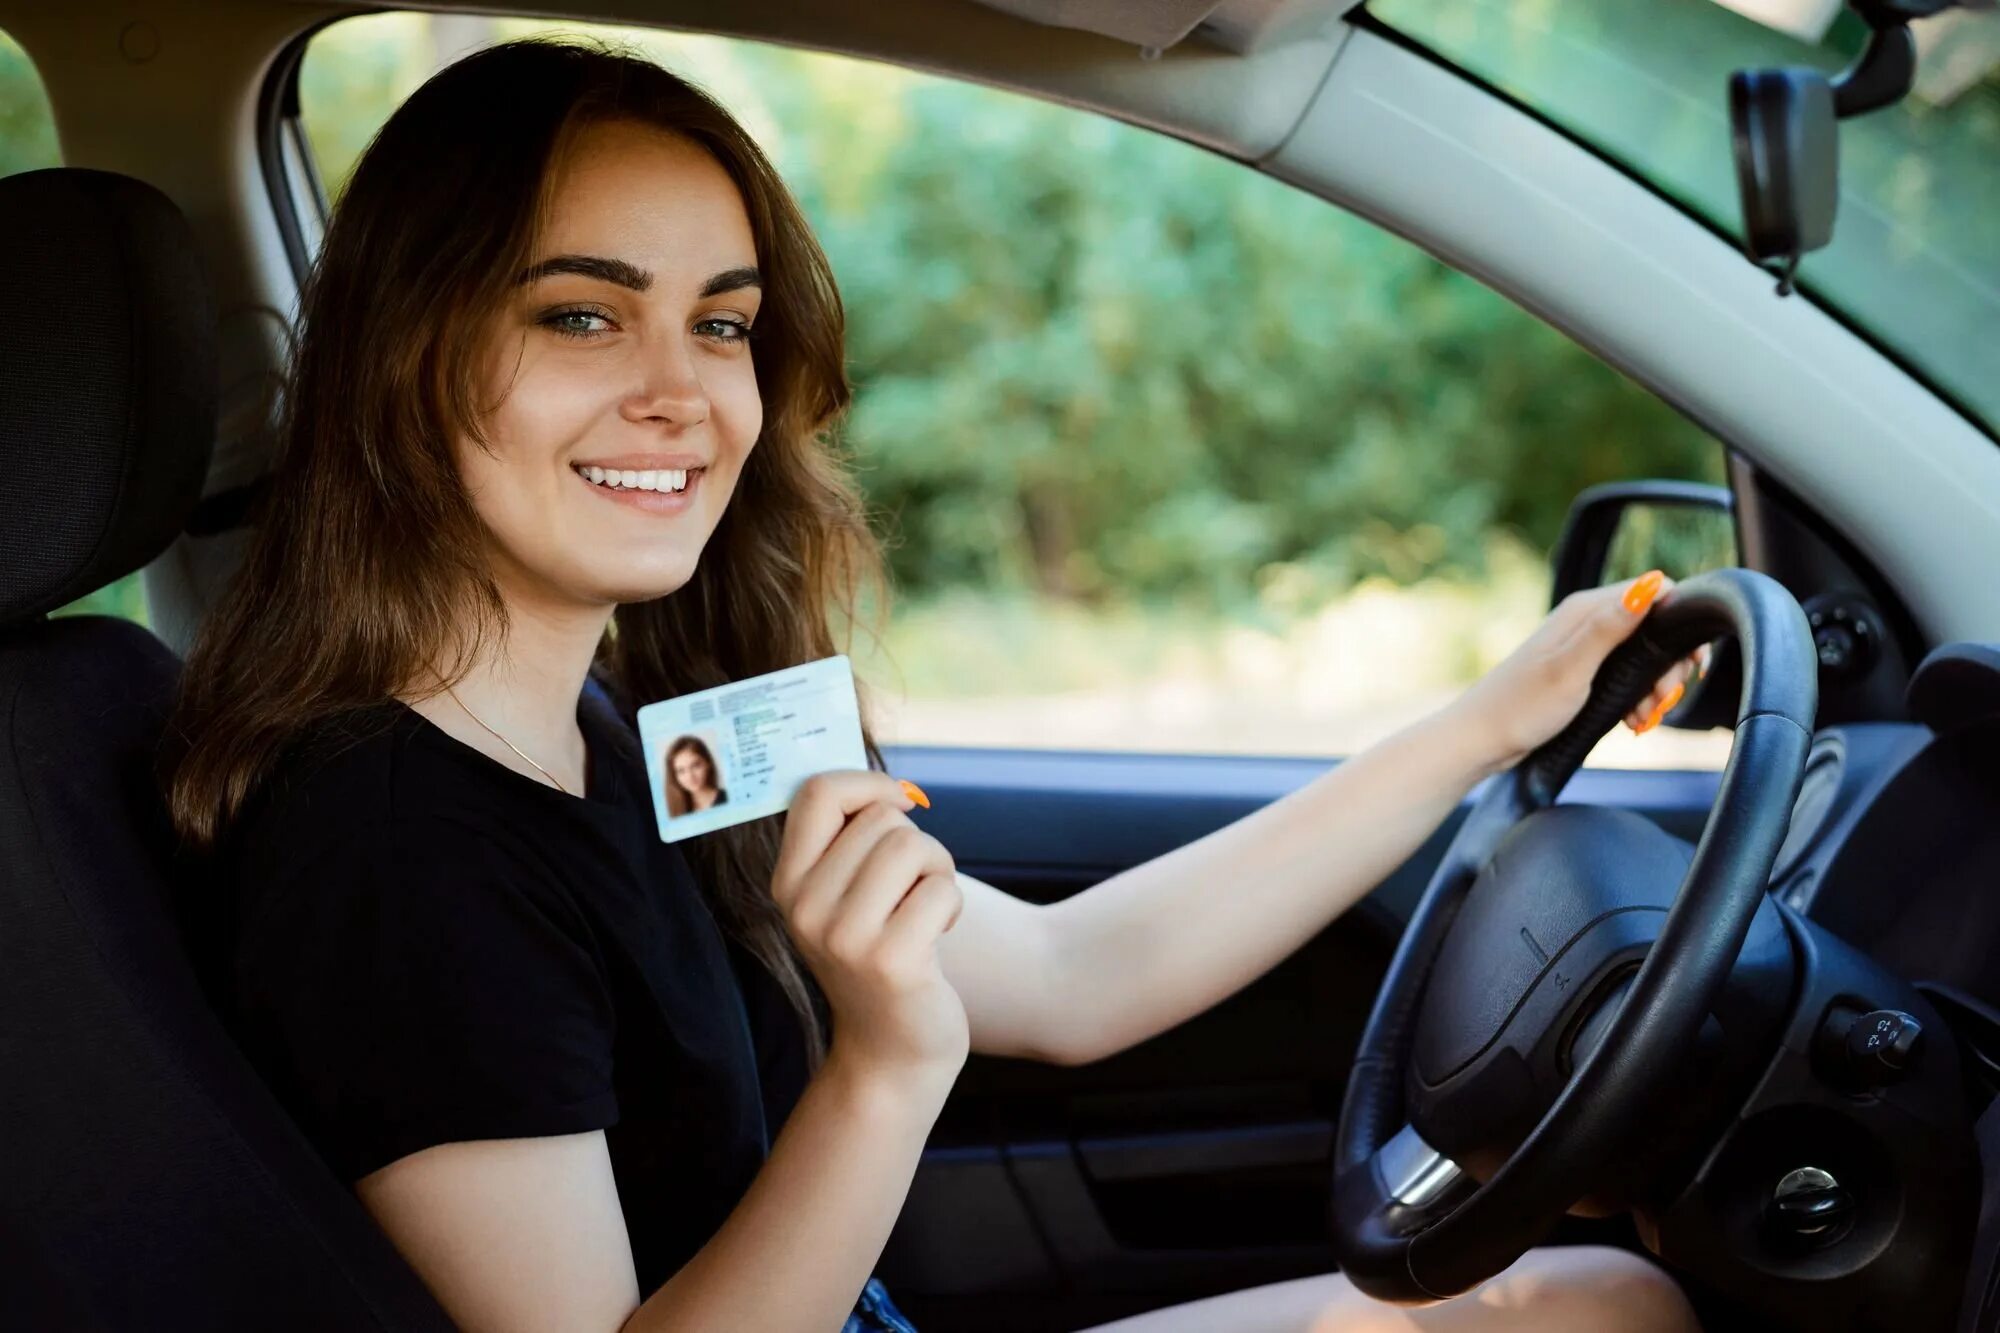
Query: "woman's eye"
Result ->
[[540, 308, 615, 339], [696, 317, 753, 345]]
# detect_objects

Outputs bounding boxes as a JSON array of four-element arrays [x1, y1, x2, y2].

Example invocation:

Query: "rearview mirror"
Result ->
[[1729, 68, 1838, 266], [1728, 3, 1929, 288]]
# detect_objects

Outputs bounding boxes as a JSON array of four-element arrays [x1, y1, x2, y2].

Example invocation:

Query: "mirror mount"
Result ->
[[1832, 4, 1924, 118]]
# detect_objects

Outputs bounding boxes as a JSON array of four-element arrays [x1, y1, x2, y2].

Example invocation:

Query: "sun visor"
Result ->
[[968, 0, 1223, 49]]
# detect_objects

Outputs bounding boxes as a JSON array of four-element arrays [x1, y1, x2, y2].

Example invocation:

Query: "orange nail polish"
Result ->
[[898, 778, 931, 809], [1638, 682, 1686, 734], [1623, 569, 1665, 615]]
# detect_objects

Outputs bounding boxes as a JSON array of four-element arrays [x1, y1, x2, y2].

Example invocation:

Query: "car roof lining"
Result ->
[[342, 0, 1358, 159], [965, 0, 1358, 53], [967, 0, 1222, 49]]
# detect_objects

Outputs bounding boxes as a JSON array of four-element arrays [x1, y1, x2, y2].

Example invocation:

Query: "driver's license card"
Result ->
[[636, 655, 867, 842]]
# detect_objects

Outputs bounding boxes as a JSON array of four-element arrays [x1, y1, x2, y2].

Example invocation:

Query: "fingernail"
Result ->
[[898, 778, 931, 809], [1637, 682, 1686, 734], [1623, 569, 1665, 615]]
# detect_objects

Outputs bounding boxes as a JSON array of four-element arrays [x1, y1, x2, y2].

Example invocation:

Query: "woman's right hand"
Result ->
[[772, 772, 969, 1092]]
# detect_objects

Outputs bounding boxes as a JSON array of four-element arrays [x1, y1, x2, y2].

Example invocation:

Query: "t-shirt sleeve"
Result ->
[[231, 816, 620, 1182]]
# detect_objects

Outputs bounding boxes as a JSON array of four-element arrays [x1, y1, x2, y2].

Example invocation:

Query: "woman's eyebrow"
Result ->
[[516, 254, 653, 291], [700, 265, 762, 298]]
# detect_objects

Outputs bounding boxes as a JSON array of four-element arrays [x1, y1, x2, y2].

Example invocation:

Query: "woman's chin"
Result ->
[[576, 557, 701, 607]]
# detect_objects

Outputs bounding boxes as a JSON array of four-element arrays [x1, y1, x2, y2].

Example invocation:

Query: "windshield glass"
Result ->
[[1369, 0, 2000, 437]]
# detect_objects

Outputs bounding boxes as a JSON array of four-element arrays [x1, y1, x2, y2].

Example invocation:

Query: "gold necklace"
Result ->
[[443, 684, 572, 795]]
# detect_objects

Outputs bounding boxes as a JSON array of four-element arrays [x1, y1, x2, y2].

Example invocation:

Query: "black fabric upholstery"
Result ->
[[0, 169, 453, 1329], [0, 619, 454, 1330], [0, 168, 216, 622]]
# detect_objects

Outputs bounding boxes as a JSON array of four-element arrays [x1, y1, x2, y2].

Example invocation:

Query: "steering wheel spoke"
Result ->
[[1377, 1122, 1466, 1211]]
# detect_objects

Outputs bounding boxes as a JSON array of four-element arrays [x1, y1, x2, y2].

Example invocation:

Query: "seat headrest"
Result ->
[[0, 168, 216, 624]]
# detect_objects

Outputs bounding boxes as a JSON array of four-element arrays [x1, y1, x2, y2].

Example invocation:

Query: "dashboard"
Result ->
[[1763, 644, 2000, 1093]]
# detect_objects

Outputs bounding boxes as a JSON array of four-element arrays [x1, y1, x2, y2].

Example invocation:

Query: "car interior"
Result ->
[[3, 1, 1999, 1331]]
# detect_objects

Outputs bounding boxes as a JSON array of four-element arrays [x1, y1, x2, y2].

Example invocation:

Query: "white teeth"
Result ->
[[576, 464, 696, 493]]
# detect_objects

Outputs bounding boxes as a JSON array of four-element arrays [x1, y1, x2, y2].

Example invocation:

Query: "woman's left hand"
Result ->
[[1447, 569, 1710, 776]]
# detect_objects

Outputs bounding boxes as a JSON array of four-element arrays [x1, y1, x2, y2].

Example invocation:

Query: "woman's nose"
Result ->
[[623, 342, 710, 428]]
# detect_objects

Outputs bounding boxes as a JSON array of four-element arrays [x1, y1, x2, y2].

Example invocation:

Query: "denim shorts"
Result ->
[[841, 1276, 919, 1333]]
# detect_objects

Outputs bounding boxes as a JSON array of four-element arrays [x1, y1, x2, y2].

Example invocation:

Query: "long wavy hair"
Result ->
[[166, 38, 885, 1064]]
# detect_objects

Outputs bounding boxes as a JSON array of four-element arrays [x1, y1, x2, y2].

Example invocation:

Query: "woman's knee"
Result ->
[[1474, 1245, 1697, 1332]]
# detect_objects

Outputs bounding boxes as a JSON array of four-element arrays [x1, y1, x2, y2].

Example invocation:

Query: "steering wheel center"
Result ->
[[1406, 805, 1793, 1189], [1408, 807, 1689, 1169]]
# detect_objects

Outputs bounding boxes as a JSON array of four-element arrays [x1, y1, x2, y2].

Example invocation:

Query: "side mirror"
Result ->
[[1550, 481, 1736, 604], [1550, 481, 1739, 730]]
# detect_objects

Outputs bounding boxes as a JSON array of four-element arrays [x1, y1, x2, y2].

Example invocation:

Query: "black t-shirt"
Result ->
[[208, 691, 813, 1298]]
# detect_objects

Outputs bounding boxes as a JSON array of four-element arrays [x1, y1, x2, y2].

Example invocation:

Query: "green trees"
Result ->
[[727, 39, 1723, 610]]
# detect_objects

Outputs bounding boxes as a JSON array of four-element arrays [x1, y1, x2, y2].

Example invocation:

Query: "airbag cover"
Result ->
[[1412, 805, 1692, 1086]]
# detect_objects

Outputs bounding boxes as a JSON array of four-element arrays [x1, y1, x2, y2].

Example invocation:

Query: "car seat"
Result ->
[[0, 167, 453, 1331]]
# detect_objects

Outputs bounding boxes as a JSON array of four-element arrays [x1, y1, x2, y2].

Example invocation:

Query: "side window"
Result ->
[[0, 27, 57, 176], [298, 16, 1731, 769], [2, 28, 151, 626]]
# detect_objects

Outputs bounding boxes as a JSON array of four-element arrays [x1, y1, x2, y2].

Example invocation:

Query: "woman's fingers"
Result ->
[[770, 771, 913, 911], [1549, 570, 1715, 735], [1626, 653, 1700, 732], [878, 873, 965, 966], [821, 822, 955, 957], [785, 800, 910, 940], [1544, 570, 1676, 672]]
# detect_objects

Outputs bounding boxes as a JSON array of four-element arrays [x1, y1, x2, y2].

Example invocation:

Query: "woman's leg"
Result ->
[[1071, 1245, 1699, 1333]]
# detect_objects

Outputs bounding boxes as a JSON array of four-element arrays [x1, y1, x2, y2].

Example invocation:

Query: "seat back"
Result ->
[[0, 167, 452, 1331]]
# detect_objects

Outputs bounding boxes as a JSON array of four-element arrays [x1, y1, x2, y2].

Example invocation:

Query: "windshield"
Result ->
[[1369, 0, 2000, 437]]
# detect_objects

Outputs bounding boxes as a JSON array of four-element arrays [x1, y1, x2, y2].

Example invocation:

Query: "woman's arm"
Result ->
[[357, 1050, 953, 1333], [939, 573, 1700, 1067], [935, 705, 1490, 1067], [961, 704, 1495, 1067]]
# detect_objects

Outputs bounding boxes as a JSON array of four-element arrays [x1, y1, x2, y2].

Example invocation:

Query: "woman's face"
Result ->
[[459, 119, 764, 609], [671, 746, 713, 794]]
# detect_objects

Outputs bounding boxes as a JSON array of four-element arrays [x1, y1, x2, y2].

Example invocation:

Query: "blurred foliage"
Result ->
[[298, 14, 1723, 620], [0, 30, 56, 176]]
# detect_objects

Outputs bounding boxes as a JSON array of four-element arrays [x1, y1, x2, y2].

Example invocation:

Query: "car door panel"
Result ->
[[876, 746, 1723, 1330]]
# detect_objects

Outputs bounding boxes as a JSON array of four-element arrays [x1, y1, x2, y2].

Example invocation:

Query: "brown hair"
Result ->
[[166, 38, 884, 1063], [663, 735, 726, 817]]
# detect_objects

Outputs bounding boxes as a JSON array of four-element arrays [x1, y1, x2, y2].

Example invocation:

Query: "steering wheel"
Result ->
[[1330, 567, 1818, 1302]]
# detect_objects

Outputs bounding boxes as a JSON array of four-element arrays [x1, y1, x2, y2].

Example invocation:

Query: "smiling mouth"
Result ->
[[572, 463, 701, 493]]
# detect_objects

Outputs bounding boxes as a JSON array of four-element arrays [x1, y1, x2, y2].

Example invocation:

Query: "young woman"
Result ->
[[167, 39, 1703, 1333], [664, 735, 729, 815]]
